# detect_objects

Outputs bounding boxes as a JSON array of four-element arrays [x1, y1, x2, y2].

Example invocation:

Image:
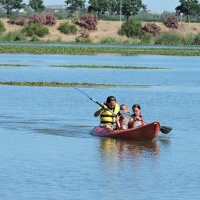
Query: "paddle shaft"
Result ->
[[74, 88, 116, 116]]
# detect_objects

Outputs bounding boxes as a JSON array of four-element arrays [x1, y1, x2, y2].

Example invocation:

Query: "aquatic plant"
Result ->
[[0, 81, 152, 88], [0, 45, 199, 56], [50, 65, 166, 70]]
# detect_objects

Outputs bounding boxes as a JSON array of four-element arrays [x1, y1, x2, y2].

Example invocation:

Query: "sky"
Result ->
[[22, 0, 193, 14]]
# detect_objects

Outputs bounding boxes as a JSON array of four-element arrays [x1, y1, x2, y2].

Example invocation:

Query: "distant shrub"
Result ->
[[155, 32, 182, 45], [0, 31, 27, 42], [78, 14, 98, 31], [22, 22, 49, 37], [30, 35, 41, 42], [0, 20, 6, 33], [75, 36, 92, 44], [118, 19, 142, 38], [193, 32, 200, 45], [141, 23, 161, 36], [100, 37, 119, 44], [164, 16, 179, 29], [140, 34, 154, 45], [8, 14, 57, 26], [45, 14, 57, 26], [7, 17, 29, 26], [58, 22, 77, 35], [29, 13, 47, 25], [182, 34, 195, 45]]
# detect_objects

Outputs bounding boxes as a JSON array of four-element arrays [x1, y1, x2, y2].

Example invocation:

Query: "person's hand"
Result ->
[[102, 104, 108, 110]]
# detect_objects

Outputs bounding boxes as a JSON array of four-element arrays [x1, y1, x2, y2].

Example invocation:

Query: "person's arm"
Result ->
[[116, 115, 121, 129], [94, 104, 108, 117]]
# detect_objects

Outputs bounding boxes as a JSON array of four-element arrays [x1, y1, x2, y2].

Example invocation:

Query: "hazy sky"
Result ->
[[22, 0, 191, 14]]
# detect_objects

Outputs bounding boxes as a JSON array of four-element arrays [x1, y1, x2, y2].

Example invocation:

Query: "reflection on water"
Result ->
[[98, 138, 159, 163]]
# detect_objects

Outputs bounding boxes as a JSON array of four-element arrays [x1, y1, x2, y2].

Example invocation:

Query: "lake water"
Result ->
[[0, 52, 200, 200]]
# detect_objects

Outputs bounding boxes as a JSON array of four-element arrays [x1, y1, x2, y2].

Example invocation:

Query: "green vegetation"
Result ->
[[118, 19, 142, 38], [22, 22, 49, 37], [0, 31, 27, 42], [0, 64, 29, 66], [0, 0, 25, 17], [0, 81, 152, 88], [50, 65, 166, 69], [29, 0, 45, 13], [0, 45, 199, 56], [0, 20, 5, 33], [58, 22, 77, 35]]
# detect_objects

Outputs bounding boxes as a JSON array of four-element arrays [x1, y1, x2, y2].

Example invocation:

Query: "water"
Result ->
[[0, 51, 200, 200]]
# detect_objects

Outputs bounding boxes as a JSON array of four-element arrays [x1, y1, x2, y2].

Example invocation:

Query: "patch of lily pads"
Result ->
[[0, 64, 29, 67], [0, 45, 199, 56], [0, 81, 152, 88], [51, 65, 167, 69]]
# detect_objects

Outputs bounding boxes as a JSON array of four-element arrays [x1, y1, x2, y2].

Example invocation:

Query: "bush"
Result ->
[[118, 19, 142, 38], [22, 22, 49, 37], [7, 17, 29, 26], [7, 14, 57, 26], [78, 14, 98, 31], [140, 34, 154, 45], [30, 35, 41, 42], [58, 22, 77, 35], [45, 14, 57, 26], [141, 23, 161, 36], [29, 13, 47, 25], [155, 32, 182, 45], [193, 32, 200, 45], [100, 37, 120, 44], [0, 31, 27, 42], [0, 20, 6, 33], [75, 36, 92, 44], [182, 34, 195, 46], [164, 16, 178, 28]]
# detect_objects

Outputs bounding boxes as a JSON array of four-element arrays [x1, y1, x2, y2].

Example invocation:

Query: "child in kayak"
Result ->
[[116, 104, 130, 130], [128, 104, 145, 128]]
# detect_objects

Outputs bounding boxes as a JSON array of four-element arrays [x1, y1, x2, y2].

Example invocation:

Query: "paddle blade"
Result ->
[[160, 126, 172, 134]]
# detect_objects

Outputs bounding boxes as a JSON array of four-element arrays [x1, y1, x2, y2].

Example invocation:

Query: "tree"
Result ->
[[29, 0, 45, 13], [65, 0, 86, 17], [0, 0, 25, 16], [88, 0, 109, 18], [109, 0, 118, 15], [121, 0, 146, 20], [176, 0, 200, 22]]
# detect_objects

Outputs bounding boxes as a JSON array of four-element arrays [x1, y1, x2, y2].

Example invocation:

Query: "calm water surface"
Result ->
[[0, 51, 200, 200]]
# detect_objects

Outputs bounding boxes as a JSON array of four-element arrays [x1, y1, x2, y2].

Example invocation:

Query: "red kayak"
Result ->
[[91, 121, 160, 141]]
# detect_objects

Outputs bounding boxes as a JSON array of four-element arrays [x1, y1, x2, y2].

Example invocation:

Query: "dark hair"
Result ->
[[106, 96, 116, 103], [132, 104, 141, 110]]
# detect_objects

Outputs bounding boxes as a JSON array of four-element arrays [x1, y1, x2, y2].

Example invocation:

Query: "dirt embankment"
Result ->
[[1, 18, 200, 43]]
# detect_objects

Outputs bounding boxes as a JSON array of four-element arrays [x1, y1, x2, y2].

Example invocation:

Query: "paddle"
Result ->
[[74, 87, 116, 116], [119, 110, 172, 134]]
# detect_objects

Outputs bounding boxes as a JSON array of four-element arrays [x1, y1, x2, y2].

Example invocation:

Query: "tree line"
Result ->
[[0, 0, 200, 21]]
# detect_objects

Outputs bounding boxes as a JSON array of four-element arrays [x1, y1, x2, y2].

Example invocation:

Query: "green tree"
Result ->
[[121, 0, 146, 20], [65, 0, 86, 17], [29, 0, 45, 13], [88, 0, 109, 18], [0, 0, 25, 16], [109, 0, 118, 15], [176, 0, 200, 22]]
